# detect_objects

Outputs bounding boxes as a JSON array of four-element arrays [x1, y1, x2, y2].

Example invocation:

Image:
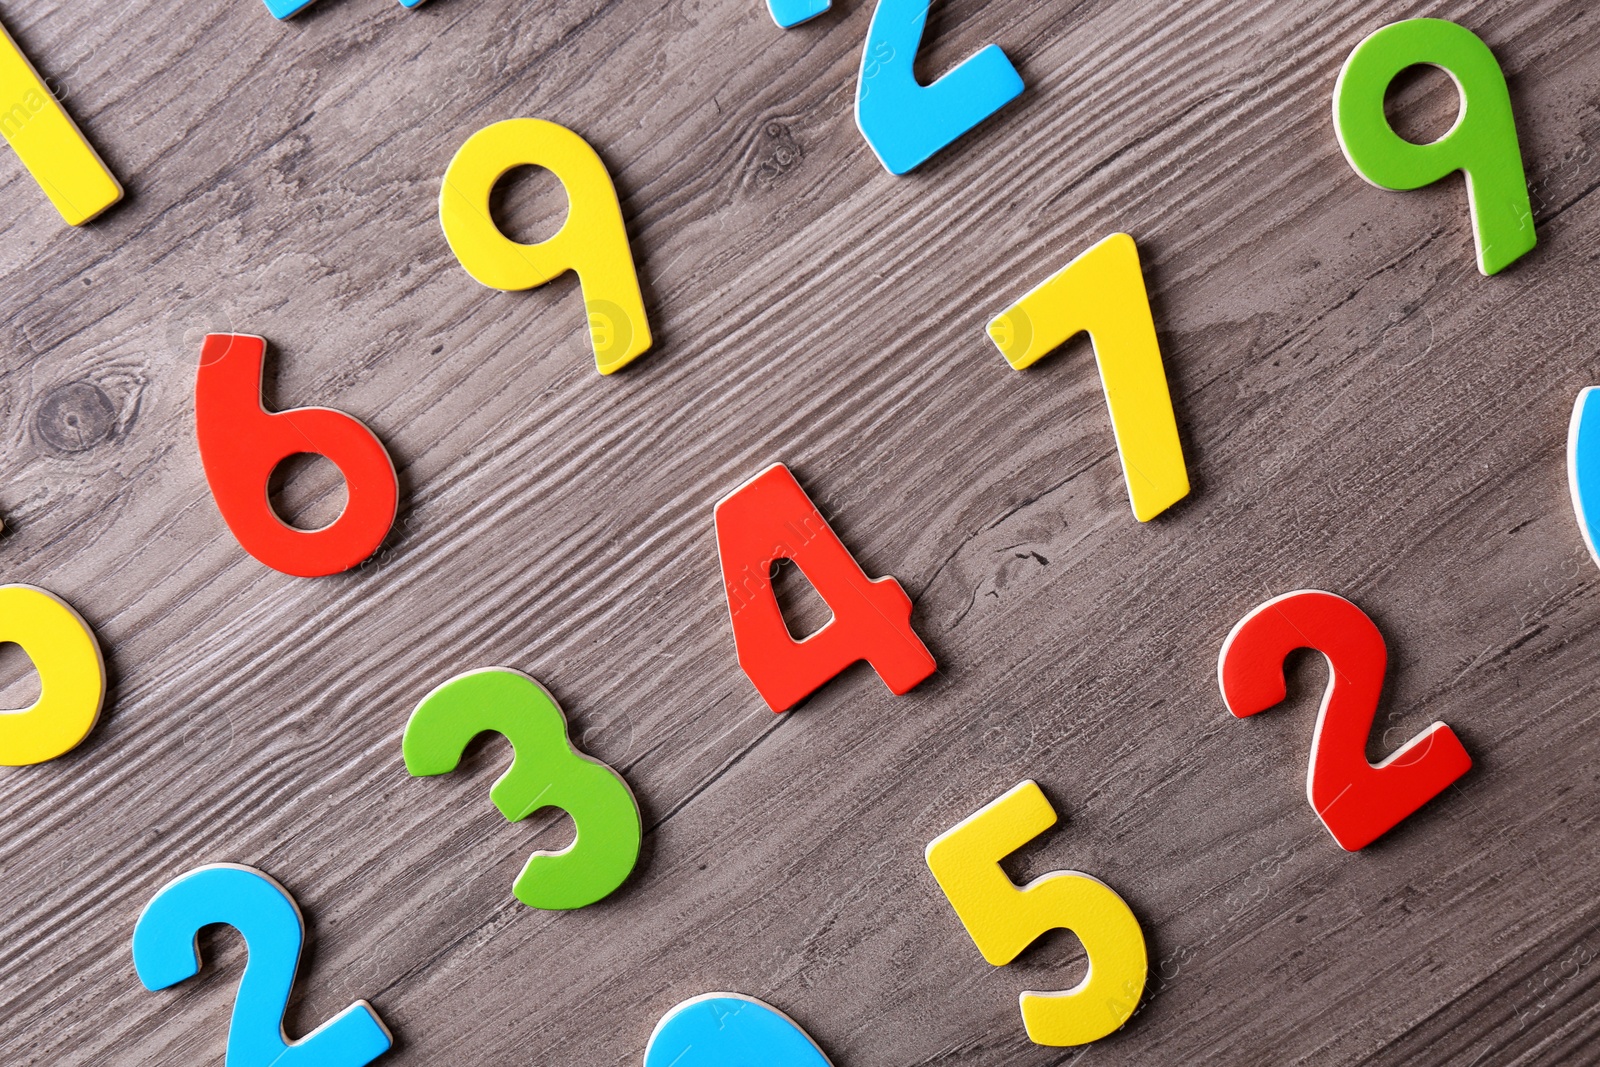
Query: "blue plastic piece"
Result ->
[[262, 0, 426, 18], [767, 0, 830, 28], [1568, 388, 1600, 567], [132, 864, 393, 1067], [645, 995, 833, 1067], [854, 0, 1023, 174]]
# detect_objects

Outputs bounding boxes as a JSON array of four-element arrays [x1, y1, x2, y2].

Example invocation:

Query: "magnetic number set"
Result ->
[[0, 4, 1577, 1063]]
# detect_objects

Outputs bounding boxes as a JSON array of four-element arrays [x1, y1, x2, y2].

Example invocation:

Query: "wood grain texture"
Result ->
[[0, 0, 1596, 1063]]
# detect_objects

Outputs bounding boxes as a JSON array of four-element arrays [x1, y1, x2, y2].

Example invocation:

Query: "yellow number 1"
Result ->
[[0, 19, 121, 226], [925, 780, 1147, 1047]]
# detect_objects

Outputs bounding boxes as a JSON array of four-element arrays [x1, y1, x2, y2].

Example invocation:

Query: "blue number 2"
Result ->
[[132, 864, 393, 1067], [854, 0, 1023, 174]]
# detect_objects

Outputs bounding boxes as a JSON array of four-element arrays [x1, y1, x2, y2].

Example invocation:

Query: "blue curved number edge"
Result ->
[[263, 0, 427, 19], [645, 993, 833, 1067], [1568, 388, 1600, 567], [132, 863, 393, 1067], [768, 0, 831, 28], [854, 0, 1023, 175]]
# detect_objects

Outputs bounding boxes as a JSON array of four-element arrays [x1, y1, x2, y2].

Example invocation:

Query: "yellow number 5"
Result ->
[[924, 780, 1147, 1047], [0, 18, 121, 226]]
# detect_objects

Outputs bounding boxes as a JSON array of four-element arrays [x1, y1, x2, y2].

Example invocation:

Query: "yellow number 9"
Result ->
[[0, 585, 105, 767], [440, 118, 652, 376]]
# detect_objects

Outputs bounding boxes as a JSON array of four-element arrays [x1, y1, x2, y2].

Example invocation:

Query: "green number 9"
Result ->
[[1333, 18, 1534, 276]]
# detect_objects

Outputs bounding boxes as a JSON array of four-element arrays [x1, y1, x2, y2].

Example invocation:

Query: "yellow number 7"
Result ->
[[0, 18, 121, 226], [924, 780, 1147, 1046]]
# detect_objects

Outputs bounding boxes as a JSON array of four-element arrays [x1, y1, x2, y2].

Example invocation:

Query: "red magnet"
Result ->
[[1219, 590, 1471, 850], [195, 334, 397, 578], [715, 463, 935, 712]]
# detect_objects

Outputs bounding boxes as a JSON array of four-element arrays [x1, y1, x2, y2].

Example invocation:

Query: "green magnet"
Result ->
[[403, 668, 642, 911], [1333, 18, 1534, 276]]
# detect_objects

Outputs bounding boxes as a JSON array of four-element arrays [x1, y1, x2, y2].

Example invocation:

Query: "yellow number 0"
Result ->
[[0, 585, 105, 766], [925, 780, 1147, 1046]]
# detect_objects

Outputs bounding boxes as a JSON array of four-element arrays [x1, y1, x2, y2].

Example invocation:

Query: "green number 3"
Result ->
[[1333, 17, 1535, 276], [403, 668, 642, 911]]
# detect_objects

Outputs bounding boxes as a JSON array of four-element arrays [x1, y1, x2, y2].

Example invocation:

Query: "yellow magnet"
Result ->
[[926, 780, 1147, 1047], [988, 232, 1189, 522], [0, 19, 121, 226], [0, 585, 106, 767], [440, 118, 652, 375]]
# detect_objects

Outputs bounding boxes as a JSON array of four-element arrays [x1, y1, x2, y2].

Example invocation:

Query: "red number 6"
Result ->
[[195, 334, 397, 578]]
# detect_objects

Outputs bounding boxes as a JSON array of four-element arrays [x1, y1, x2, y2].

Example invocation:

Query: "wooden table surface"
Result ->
[[1, 0, 1597, 1064]]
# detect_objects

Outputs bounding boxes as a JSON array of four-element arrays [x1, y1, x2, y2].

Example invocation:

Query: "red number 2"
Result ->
[[1217, 590, 1472, 851]]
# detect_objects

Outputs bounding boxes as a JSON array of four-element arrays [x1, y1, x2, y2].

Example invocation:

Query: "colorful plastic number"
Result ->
[[767, 0, 829, 28], [403, 668, 642, 910], [132, 864, 393, 1067], [715, 463, 936, 712], [440, 118, 651, 375], [263, 0, 427, 18], [988, 233, 1190, 522], [926, 781, 1147, 1046], [195, 334, 398, 578], [1219, 590, 1472, 851], [854, 0, 1023, 174], [1567, 389, 1600, 568], [1333, 18, 1534, 276], [645, 995, 832, 1067], [0, 17, 121, 225], [0, 585, 104, 767]]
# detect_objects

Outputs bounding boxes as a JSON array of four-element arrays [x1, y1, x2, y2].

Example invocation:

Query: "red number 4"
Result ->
[[1218, 590, 1472, 851]]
